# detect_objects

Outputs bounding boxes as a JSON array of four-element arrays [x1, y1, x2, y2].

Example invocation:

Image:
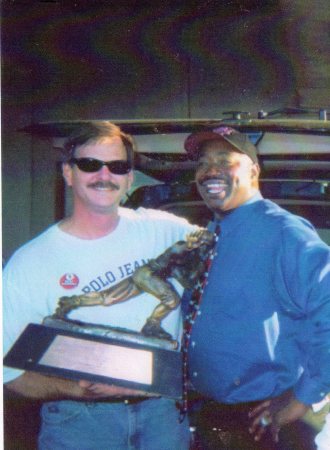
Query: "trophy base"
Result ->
[[4, 322, 183, 399], [43, 316, 178, 351]]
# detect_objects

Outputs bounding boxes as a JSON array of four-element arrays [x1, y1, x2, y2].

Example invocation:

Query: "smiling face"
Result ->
[[195, 140, 260, 218], [62, 136, 133, 215]]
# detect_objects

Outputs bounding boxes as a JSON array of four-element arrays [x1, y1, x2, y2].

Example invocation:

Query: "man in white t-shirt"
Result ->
[[3, 121, 195, 450]]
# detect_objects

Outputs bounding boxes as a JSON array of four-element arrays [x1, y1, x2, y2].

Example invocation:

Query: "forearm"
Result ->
[[5, 371, 156, 401], [4, 371, 89, 400]]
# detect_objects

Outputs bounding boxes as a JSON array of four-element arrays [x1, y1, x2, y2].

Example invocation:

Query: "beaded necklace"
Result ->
[[180, 223, 221, 419]]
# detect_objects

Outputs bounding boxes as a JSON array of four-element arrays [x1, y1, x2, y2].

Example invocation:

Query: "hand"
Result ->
[[78, 380, 158, 399], [186, 229, 214, 250], [248, 390, 309, 442]]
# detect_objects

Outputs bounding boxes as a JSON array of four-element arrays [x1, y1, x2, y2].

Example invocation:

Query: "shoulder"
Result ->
[[4, 224, 59, 269], [119, 206, 196, 227], [255, 199, 315, 229], [257, 199, 328, 249], [118, 207, 198, 246]]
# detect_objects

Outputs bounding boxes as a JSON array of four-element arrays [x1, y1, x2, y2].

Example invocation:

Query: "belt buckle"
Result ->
[[124, 397, 148, 405]]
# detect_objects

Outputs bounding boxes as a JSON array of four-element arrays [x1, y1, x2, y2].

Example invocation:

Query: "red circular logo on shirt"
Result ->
[[59, 273, 79, 289]]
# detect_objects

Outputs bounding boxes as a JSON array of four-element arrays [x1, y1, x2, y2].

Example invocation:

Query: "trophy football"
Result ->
[[4, 230, 214, 399]]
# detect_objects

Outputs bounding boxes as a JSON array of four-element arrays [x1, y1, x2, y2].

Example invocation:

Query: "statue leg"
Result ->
[[133, 267, 180, 340]]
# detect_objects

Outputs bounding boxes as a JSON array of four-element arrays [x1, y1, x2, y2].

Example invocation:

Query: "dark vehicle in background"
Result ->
[[24, 107, 330, 244], [120, 109, 329, 244], [5, 108, 330, 449]]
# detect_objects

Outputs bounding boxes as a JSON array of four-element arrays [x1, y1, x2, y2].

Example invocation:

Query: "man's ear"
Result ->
[[127, 170, 134, 190], [251, 163, 260, 179], [62, 162, 73, 187]]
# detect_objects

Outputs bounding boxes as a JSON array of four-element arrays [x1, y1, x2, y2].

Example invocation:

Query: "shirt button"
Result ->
[[197, 311, 201, 316], [234, 378, 241, 386], [193, 371, 198, 377], [48, 405, 59, 413], [191, 341, 196, 347]]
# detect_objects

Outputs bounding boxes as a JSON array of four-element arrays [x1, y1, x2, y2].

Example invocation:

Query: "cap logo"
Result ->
[[213, 126, 235, 136]]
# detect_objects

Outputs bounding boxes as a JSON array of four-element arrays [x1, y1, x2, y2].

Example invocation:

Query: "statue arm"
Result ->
[[55, 278, 142, 318]]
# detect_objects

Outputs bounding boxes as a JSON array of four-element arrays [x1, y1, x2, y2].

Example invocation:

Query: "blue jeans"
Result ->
[[39, 398, 190, 450]]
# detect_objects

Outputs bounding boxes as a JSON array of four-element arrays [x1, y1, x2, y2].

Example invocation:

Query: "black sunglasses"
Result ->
[[69, 158, 132, 175]]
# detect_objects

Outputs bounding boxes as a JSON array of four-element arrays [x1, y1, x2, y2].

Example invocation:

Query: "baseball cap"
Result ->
[[184, 126, 258, 163]]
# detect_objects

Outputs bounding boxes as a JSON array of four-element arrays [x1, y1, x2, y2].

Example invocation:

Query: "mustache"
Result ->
[[88, 181, 120, 190], [198, 175, 226, 185]]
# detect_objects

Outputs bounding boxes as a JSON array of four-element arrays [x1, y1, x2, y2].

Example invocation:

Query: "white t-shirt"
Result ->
[[3, 207, 196, 382], [315, 413, 330, 450]]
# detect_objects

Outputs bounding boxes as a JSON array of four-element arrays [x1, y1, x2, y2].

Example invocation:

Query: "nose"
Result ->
[[207, 164, 221, 174], [200, 163, 224, 177], [98, 164, 113, 177]]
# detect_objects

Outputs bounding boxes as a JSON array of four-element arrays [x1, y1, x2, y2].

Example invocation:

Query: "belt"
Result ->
[[200, 387, 294, 412], [90, 396, 153, 405], [205, 399, 262, 410]]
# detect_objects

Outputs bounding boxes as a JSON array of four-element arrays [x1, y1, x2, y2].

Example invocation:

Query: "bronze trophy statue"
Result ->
[[45, 228, 214, 348], [5, 228, 215, 398]]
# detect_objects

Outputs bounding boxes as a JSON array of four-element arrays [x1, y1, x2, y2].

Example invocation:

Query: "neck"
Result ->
[[59, 208, 120, 239], [214, 190, 260, 221]]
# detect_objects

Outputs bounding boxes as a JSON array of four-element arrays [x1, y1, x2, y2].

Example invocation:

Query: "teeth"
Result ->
[[208, 187, 225, 194], [90, 182, 117, 191], [203, 180, 226, 194]]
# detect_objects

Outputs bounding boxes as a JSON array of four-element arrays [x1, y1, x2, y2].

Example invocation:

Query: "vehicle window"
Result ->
[[124, 179, 330, 245]]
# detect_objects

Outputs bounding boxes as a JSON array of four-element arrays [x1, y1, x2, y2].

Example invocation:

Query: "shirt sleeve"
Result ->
[[278, 220, 330, 404], [3, 256, 47, 383]]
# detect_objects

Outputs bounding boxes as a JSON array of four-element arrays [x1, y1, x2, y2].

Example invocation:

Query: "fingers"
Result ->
[[248, 400, 279, 442], [186, 230, 203, 249], [186, 229, 214, 249], [270, 423, 281, 443], [78, 380, 94, 389], [249, 412, 281, 443], [78, 381, 156, 398], [248, 399, 271, 418], [249, 410, 272, 441]]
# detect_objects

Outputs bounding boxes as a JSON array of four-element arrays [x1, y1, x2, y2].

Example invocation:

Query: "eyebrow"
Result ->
[[199, 153, 236, 161]]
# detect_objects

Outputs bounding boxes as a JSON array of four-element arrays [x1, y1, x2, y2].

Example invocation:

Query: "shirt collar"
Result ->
[[211, 192, 263, 234]]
